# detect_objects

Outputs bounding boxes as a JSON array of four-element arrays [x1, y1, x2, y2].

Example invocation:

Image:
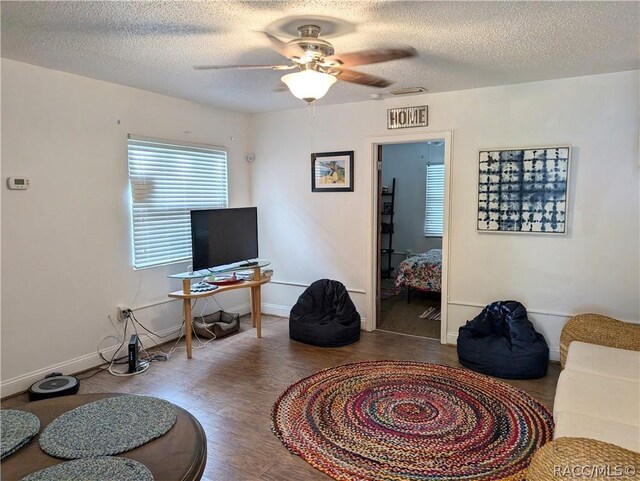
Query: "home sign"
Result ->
[[387, 106, 428, 129]]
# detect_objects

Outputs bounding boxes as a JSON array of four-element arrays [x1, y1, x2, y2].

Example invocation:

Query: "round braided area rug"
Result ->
[[271, 361, 554, 481], [39, 395, 177, 459], [20, 456, 153, 481]]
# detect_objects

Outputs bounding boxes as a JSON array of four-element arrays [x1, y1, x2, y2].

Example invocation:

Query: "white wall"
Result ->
[[250, 70, 640, 359], [1, 59, 252, 395], [249, 103, 377, 322], [381, 142, 444, 271], [2, 62, 638, 396]]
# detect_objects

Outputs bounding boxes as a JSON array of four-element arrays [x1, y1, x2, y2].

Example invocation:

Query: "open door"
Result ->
[[375, 144, 383, 326]]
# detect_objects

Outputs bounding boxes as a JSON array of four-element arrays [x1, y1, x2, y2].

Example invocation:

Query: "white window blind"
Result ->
[[127, 136, 228, 269], [424, 163, 444, 236]]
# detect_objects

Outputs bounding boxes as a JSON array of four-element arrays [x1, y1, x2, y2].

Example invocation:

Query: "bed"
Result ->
[[395, 249, 442, 302]]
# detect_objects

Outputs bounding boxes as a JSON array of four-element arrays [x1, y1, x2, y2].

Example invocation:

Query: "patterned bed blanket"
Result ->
[[395, 249, 442, 293]]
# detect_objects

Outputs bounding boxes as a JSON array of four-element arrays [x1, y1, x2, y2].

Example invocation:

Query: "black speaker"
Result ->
[[28, 373, 79, 401]]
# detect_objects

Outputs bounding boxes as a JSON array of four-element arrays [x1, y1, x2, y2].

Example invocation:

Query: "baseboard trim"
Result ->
[[270, 279, 366, 295], [448, 300, 573, 319], [1, 303, 257, 399], [261, 302, 370, 333], [224, 303, 252, 316], [0, 323, 189, 398], [261, 303, 291, 318]]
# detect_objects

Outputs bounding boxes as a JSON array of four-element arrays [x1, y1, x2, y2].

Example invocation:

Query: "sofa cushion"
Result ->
[[565, 341, 640, 382], [554, 370, 639, 426], [554, 410, 640, 452]]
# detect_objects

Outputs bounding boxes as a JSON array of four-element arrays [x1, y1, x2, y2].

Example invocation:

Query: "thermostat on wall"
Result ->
[[6, 177, 30, 190]]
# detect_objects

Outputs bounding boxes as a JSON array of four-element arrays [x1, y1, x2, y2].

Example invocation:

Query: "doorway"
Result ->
[[369, 131, 452, 344], [377, 141, 444, 339]]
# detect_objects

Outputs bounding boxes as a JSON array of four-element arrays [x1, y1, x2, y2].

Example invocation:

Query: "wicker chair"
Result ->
[[527, 314, 640, 480], [559, 313, 640, 368]]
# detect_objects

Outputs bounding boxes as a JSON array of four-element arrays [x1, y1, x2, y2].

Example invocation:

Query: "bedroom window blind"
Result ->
[[424, 163, 444, 237], [127, 136, 228, 269]]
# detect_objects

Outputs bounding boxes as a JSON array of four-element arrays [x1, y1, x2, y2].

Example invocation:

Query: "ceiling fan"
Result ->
[[193, 25, 417, 103]]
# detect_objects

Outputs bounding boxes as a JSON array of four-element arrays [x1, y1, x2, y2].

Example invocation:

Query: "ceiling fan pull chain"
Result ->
[[308, 101, 317, 156]]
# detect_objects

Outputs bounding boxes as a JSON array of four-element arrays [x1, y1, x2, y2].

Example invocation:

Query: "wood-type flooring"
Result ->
[[2, 315, 560, 481], [379, 289, 442, 339]]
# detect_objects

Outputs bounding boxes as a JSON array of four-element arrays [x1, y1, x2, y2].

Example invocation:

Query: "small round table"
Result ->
[[1, 393, 206, 481]]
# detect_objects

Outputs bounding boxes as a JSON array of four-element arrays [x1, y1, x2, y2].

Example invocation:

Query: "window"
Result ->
[[424, 163, 444, 236], [127, 136, 228, 269]]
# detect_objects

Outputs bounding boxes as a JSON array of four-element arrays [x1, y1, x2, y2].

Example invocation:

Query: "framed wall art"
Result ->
[[477, 146, 570, 234], [311, 151, 354, 192]]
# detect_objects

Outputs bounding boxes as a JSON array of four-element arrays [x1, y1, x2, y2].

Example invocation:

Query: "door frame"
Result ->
[[367, 130, 453, 344]]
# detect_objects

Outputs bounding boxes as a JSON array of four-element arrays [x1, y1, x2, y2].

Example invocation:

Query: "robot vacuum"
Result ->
[[28, 373, 79, 401]]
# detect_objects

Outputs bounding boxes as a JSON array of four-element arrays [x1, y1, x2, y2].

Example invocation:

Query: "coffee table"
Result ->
[[1, 393, 206, 481]]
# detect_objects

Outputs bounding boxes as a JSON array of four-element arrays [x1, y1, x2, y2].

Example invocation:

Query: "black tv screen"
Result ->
[[190, 207, 258, 271]]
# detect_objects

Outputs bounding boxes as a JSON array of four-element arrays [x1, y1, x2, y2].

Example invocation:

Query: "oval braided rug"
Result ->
[[39, 395, 177, 459], [21, 457, 153, 481], [271, 361, 554, 481], [1, 410, 40, 460]]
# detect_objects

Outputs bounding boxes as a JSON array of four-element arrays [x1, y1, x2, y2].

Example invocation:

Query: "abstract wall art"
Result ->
[[477, 146, 570, 233]]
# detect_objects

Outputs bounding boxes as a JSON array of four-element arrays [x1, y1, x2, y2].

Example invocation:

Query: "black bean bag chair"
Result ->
[[457, 300, 549, 379], [289, 279, 361, 347]]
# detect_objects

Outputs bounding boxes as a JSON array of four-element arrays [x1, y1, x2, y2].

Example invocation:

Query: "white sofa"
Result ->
[[554, 341, 639, 452], [528, 314, 640, 480]]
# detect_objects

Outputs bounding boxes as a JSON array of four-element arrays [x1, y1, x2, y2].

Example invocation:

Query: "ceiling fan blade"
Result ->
[[334, 68, 393, 88], [260, 31, 306, 59], [193, 64, 295, 71], [325, 47, 417, 67]]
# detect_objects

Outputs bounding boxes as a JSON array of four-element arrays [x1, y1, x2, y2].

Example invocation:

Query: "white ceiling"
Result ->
[[2, 1, 638, 113]]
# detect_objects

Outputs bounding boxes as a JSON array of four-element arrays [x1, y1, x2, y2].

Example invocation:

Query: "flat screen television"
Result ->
[[190, 207, 258, 271]]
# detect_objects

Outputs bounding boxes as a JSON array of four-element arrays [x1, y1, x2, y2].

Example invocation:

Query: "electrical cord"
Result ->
[[107, 360, 150, 377], [98, 313, 151, 377], [130, 310, 184, 339], [166, 298, 229, 355], [195, 298, 217, 342], [97, 296, 224, 373], [93, 305, 185, 379], [98, 318, 131, 366], [170, 298, 229, 353], [165, 320, 186, 358], [166, 300, 194, 358], [128, 310, 182, 362], [104, 315, 153, 376]]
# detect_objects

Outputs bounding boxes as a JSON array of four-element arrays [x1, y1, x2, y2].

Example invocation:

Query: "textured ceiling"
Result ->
[[2, 1, 638, 113]]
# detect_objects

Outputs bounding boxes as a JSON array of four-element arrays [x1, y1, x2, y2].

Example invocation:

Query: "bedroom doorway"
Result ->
[[370, 131, 451, 344]]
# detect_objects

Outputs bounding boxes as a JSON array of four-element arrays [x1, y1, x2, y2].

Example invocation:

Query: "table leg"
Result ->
[[251, 267, 259, 327], [251, 291, 257, 327], [184, 299, 193, 358], [254, 285, 262, 338], [182, 279, 192, 359]]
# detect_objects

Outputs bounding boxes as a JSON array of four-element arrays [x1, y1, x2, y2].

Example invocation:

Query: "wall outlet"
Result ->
[[117, 306, 131, 322]]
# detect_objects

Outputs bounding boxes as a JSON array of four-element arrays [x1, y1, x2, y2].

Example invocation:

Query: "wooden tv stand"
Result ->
[[168, 263, 271, 359]]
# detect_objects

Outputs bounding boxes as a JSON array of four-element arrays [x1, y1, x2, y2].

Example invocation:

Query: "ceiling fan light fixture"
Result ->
[[281, 69, 337, 103]]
